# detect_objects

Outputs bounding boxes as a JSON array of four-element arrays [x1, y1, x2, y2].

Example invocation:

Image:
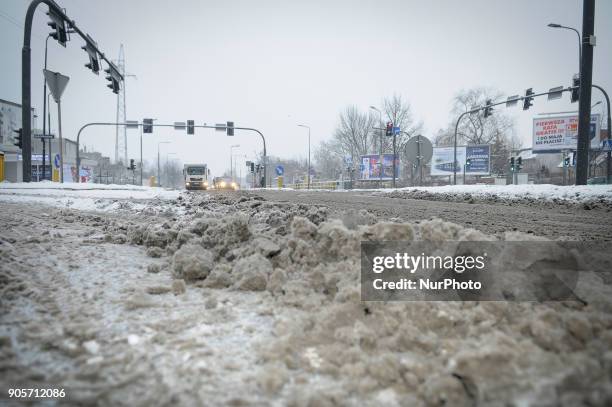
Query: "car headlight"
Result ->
[[185, 182, 190, 186], [220, 181, 226, 187], [231, 182, 237, 187], [204, 181, 208, 186]]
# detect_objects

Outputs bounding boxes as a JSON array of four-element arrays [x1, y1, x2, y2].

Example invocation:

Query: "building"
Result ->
[[0, 98, 36, 182]]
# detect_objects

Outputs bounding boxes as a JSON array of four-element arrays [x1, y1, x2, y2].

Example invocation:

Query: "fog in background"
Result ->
[[1, 0, 610, 177]]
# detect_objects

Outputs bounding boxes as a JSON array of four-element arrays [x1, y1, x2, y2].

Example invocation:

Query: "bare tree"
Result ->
[[432, 128, 454, 146], [381, 94, 423, 153], [313, 140, 344, 180], [331, 105, 376, 163], [435, 88, 519, 174], [451, 88, 515, 146]]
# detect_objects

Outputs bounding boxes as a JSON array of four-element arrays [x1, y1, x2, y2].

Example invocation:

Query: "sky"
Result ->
[[1, 0, 610, 176]]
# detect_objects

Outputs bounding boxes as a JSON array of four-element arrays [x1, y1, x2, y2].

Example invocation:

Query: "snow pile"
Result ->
[[381, 184, 612, 208], [103, 192, 612, 405], [0, 181, 180, 212]]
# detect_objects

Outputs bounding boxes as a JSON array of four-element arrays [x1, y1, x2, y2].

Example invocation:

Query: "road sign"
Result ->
[[547, 86, 564, 101], [34, 133, 55, 139], [344, 156, 353, 166], [393, 126, 401, 135], [602, 139, 612, 151], [126, 120, 139, 129], [54, 154, 61, 168], [43, 69, 69, 103], [405, 135, 433, 164], [275, 165, 284, 176]]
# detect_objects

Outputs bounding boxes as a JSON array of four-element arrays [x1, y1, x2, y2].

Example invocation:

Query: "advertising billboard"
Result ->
[[465, 145, 491, 175], [431, 145, 490, 176], [532, 114, 601, 152], [359, 154, 399, 180], [430, 146, 466, 176]]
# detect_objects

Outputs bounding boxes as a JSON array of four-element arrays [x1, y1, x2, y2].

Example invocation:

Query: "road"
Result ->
[[250, 190, 612, 241], [1, 190, 612, 405]]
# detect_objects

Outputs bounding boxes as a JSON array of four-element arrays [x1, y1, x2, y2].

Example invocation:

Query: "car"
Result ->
[[213, 177, 239, 190]]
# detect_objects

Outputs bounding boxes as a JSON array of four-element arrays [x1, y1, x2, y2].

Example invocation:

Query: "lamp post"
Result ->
[[42, 29, 74, 182], [547, 23, 581, 76], [157, 141, 170, 187], [369, 106, 383, 187], [230, 144, 240, 181], [297, 124, 311, 189]]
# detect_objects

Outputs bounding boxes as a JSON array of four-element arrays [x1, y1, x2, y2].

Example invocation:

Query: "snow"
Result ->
[[379, 184, 612, 204], [0, 181, 180, 211]]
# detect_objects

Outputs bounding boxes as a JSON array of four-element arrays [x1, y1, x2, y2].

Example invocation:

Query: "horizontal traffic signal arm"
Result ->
[[40, 0, 124, 82], [467, 86, 577, 116]]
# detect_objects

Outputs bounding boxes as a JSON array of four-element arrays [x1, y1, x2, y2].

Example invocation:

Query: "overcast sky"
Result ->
[[1, 0, 611, 176]]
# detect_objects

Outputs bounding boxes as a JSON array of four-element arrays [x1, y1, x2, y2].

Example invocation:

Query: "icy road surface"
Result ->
[[1, 188, 612, 406]]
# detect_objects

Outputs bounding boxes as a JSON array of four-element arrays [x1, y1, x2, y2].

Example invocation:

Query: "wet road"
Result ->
[[247, 190, 612, 241]]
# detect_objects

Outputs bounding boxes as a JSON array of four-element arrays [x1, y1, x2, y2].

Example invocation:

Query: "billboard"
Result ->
[[465, 145, 491, 175], [533, 114, 601, 152], [431, 145, 490, 176], [430, 146, 466, 176], [360, 154, 399, 180]]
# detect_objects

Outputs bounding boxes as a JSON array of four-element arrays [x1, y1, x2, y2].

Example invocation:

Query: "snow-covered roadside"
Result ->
[[0, 181, 180, 212], [370, 184, 612, 207], [256, 184, 612, 206]]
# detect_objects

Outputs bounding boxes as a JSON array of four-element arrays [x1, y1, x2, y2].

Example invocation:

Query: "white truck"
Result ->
[[183, 163, 209, 190]]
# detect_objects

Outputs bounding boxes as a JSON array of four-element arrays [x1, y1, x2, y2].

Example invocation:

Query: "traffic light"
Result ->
[[104, 65, 121, 94], [82, 36, 100, 74], [385, 122, 393, 137], [516, 157, 522, 171], [571, 75, 580, 103], [509, 156, 515, 172], [143, 118, 153, 134], [226, 121, 234, 136], [47, 7, 67, 47], [128, 159, 136, 171], [13, 129, 23, 149], [187, 120, 195, 135], [564, 156, 571, 167], [465, 158, 472, 169], [483, 99, 493, 118], [523, 88, 534, 110]]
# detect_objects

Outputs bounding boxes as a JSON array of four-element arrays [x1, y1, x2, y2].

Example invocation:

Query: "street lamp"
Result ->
[[297, 124, 311, 189], [230, 144, 240, 181], [369, 106, 384, 186], [157, 141, 170, 187], [547, 23, 581, 76]]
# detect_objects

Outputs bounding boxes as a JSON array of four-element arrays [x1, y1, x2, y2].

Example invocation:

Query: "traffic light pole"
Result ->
[[591, 84, 611, 183], [575, 0, 595, 185], [76, 122, 268, 187], [452, 87, 577, 184], [21, 0, 123, 182], [57, 99, 64, 183]]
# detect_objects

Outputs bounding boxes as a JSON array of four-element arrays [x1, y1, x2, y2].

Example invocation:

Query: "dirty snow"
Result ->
[[0, 182, 181, 213], [1, 189, 612, 406], [380, 184, 612, 208]]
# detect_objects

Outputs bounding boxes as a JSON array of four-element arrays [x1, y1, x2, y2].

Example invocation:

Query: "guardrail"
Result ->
[[285, 181, 341, 190]]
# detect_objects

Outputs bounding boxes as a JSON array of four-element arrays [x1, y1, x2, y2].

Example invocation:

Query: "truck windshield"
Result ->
[[187, 167, 206, 175]]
